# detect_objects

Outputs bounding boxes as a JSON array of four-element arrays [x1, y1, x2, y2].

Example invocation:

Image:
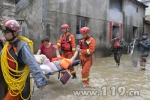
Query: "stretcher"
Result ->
[[40, 60, 81, 75]]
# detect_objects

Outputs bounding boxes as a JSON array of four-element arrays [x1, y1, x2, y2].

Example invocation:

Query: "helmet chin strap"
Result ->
[[6, 32, 18, 42], [64, 29, 69, 33]]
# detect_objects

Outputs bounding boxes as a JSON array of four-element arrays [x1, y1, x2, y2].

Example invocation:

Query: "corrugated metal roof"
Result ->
[[133, 0, 149, 7]]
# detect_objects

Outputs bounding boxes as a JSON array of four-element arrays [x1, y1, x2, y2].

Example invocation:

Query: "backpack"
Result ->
[[1, 36, 34, 99], [17, 36, 34, 95], [17, 36, 34, 53]]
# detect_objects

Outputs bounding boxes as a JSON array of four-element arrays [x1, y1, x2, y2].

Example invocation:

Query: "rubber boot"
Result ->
[[134, 63, 137, 67], [72, 73, 77, 79], [83, 80, 91, 88], [116, 63, 120, 67], [141, 66, 145, 70]]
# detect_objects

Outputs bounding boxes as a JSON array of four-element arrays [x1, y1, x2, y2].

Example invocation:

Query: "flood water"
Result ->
[[31, 54, 150, 100]]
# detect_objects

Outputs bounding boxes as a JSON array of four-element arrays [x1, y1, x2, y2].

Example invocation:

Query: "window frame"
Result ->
[[76, 16, 87, 39], [109, 0, 123, 12]]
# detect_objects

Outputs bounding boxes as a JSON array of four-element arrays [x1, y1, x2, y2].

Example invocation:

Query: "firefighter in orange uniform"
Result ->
[[57, 24, 77, 79], [78, 27, 96, 87]]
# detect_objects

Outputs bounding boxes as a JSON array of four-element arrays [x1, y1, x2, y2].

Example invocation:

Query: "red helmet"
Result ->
[[61, 24, 69, 29], [80, 27, 90, 34], [1, 19, 21, 33]]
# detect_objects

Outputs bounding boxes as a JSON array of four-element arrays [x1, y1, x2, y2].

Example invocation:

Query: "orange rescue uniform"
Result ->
[[79, 36, 96, 85], [57, 32, 76, 75]]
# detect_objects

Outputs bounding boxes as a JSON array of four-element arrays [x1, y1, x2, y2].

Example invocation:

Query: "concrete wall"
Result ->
[[16, 0, 43, 52], [45, 0, 108, 40], [142, 1, 150, 39], [122, 0, 145, 49], [0, 0, 16, 42], [47, 0, 108, 57], [145, 2, 150, 15], [16, 0, 146, 56], [123, 0, 145, 26], [106, 0, 145, 54], [0, 1, 16, 20]]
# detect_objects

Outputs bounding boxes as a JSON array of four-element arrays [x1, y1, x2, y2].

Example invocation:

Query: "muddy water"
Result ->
[[31, 54, 150, 100]]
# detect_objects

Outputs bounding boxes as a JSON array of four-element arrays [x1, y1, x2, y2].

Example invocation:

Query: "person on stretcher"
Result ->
[[34, 46, 80, 75]]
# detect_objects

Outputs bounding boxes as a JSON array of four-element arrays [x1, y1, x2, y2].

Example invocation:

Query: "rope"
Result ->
[[1, 36, 34, 100]]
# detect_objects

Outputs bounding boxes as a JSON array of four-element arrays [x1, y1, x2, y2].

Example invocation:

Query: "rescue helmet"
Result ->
[[80, 27, 90, 34], [61, 24, 69, 29], [1, 19, 21, 33]]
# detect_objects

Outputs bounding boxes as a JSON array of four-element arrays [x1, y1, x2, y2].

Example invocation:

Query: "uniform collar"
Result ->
[[10, 39, 20, 47]]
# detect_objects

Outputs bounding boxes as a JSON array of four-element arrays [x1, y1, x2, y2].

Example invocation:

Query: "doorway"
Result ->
[[112, 26, 120, 38], [133, 26, 138, 38]]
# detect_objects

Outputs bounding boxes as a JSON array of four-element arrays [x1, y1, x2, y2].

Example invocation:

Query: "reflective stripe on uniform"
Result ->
[[87, 49, 91, 54], [86, 40, 91, 45], [57, 43, 61, 46], [79, 53, 82, 56], [70, 70, 76, 74], [60, 70, 66, 73], [72, 48, 76, 51], [82, 77, 89, 81], [69, 38, 71, 41]]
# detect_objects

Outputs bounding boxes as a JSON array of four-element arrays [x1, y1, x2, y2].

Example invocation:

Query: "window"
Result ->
[[109, 0, 122, 12], [133, 26, 138, 37], [112, 26, 120, 39], [76, 16, 87, 39]]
